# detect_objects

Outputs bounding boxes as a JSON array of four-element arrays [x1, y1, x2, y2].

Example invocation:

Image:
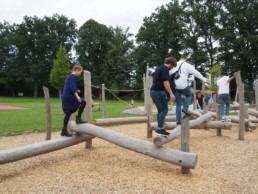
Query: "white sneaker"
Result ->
[[221, 116, 226, 122]]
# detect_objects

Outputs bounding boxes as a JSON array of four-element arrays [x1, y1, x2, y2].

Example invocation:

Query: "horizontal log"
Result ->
[[153, 112, 214, 147], [249, 109, 258, 117], [164, 116, 177, 122], [68, 121, 198, 169], [0, 135, 92, 165], [93, 116, 148, 126], [249, 118, 258, 123], [150, 121, 232, 130]]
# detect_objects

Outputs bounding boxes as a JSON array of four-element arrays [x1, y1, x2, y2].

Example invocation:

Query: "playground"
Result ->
[[0, 122, 257, 193]]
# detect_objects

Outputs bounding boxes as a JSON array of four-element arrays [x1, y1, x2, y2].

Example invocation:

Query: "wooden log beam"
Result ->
[[249, 118, 258, 123], [0, 135, 93, 165], [153, 112, 214, 147], [249, 109, 258, 117], [150, 121, 232, 130], [93, 117, 148, 126], [68, 122, 198, 169], [181, 117, 190, 174]]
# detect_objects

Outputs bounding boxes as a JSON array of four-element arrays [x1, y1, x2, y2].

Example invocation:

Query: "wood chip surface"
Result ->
[[0, 123, 257, 193]]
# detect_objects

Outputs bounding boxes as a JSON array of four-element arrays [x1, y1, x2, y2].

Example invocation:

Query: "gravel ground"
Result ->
[[0, 123, 257, 194]]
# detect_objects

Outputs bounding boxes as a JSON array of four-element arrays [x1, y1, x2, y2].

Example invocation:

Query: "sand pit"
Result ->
[[0, 123, 257, 193]]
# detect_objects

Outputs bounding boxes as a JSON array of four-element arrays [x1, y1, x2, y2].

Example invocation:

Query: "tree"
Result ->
[[49, 47, 71, 98]]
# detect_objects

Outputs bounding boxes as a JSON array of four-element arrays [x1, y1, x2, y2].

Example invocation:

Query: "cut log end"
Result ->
[[153, 137, 163, 147]]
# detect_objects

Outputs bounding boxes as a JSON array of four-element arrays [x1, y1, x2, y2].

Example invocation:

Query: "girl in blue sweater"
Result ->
[[61, 65, 86, 137]]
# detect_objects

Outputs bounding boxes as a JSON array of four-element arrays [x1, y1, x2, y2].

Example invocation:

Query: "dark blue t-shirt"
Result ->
[[151, 65, 169, 91], [62, 74, 80, 113]]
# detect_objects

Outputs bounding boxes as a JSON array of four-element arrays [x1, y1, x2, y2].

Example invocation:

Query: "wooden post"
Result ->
[[255, 84, 258, 113], [244, 105, 249, 131], [213, 93, 217, 112], [43, 86, 51, 140], [102, 84, 106, 118], [235, 71, 245, 140], [193, 80, 197, 110], [84, 71, 93, 148], [216, 104, 222, 136], [235, 87, 239, 102], [181, 117, 190, 174], [143, 74, 146, 111], [146, 76, 153, 138]]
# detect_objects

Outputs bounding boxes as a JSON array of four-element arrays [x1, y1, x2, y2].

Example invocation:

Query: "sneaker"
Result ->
[[176, 121, 181, 125], [155, 129, 170, 137], [76, 116, 87, 124], [221, 116, 225, 122], [225, 116, 231, 122], [182, 109, 192, 116]]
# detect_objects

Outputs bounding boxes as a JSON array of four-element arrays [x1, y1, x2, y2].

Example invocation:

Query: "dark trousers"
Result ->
[[63, 100, 86, 127]]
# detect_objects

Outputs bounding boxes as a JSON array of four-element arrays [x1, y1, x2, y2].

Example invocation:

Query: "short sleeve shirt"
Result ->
[[151, 65, 169, 91], [217, 76, 230, 94]]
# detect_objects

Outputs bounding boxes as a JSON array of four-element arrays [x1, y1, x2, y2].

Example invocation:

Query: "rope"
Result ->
[[91, 84, 143, 92], [104, 88, 132, 107]]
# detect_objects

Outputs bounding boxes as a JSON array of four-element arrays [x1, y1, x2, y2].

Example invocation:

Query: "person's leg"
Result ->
[[151, 91, 161, 127], [76, 99, 87, 124], [156, 91, 168, 129], [182, 86, 192, 111], [225, 94, 231, 121], [62, 111, 73, 137], [174, 89, 182, 124], [219, 94, 225, 120]]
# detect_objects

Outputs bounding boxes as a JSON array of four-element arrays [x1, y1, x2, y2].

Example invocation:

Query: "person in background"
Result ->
[[196, 92, 205, 110], [61, 64, 87, 137], [205, 92, 214, 111], [217, 72, 235, 122], [151, 57, 177, 137], [170, 55, 209, 125]]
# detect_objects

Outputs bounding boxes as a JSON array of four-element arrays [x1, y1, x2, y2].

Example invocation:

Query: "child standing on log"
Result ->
[[61, 65, 87, 137], [217, 72, 235, 122]]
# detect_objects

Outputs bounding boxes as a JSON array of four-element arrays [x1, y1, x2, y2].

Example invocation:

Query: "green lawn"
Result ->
[[0, 97, 145, 136]]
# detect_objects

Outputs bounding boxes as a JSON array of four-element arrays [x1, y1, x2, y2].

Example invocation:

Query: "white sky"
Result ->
[[0, 0, 172, 36]]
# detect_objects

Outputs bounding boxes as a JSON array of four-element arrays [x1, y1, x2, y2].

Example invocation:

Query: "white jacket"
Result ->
[[169, 60, 207, 89]]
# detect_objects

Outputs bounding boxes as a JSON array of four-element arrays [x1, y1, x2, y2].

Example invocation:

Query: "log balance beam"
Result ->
[[68, 121, 198, 169], [150, 121, 232, 130], [154, 112, 214, 147], [93, 116, 148, 126], [0, 135, 92, 165]]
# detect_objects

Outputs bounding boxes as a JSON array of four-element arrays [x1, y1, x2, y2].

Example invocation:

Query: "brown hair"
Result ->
[[164, 57, 177, 67], [72, 64, 83, 71]]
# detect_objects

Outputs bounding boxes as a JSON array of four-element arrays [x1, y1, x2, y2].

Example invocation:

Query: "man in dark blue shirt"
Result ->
[[151, 57, 177, 136], [61, 65, 86, 137]]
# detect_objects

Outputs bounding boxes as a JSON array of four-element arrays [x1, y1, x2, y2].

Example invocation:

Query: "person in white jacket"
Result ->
[[170, 55, 208, 125]]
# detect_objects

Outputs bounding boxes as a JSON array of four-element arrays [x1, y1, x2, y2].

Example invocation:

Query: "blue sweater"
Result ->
[[62, 74, 80, 113]]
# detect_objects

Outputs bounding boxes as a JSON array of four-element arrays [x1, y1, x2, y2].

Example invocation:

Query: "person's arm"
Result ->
[[188, 64, 209, 84], [196, 99, 200, 108], [227, 75, 235, 83], [69, 76, 81, 102], [163, 81, 175, 102]]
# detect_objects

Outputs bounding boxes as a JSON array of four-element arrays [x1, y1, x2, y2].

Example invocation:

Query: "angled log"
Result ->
[[150, 121, 232, 130], [249, 118, 258, 123], [249, 109, 258, 117], [93, 117, 148, 126], [153, 112, 214, 147], [0, 135, 93, 165], [68, 122, 198, 169]]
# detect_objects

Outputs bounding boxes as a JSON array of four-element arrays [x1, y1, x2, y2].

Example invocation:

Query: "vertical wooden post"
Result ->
[[255, 84, 258, 113], [235, 87, 239, 102], [193, 80, 197, 110], [244, 105, 249, 131], [84, 71, 93, 148], [216, 104, 222, 136], [181, 116, 190, 174], [143, 74, 146, 111], [102, 84, 106, 118], [43, 86, 51, 140], [213, 93, 217, 112], [146, 76, 153, 138], [202, 82, 205, 96], [235, 71, 245, 140]]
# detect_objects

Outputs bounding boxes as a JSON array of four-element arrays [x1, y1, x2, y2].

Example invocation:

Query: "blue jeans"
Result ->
[[150, 90, 168, 129], [218, 93, 230, 116], [174, 86, 192, 122]]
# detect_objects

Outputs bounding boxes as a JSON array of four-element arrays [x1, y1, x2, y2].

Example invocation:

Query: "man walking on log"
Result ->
[[150, 57, 177, 137], [170, 55, 208, 125], [217, 72, 235, 122], [61, 65, 87, 137]]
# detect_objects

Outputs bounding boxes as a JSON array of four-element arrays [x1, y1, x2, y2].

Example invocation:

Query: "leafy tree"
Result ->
[[49, 47, 71, 98]]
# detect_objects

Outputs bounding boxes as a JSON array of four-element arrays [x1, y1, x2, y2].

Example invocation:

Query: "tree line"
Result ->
[[0, 0, 257, 97]]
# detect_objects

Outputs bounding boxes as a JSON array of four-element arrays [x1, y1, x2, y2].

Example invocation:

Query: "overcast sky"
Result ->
[[0, 0, 172, 36]]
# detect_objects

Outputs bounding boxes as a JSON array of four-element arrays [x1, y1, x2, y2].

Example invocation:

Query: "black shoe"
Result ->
[[76, 116, 87, 124], [155, 129, 170, 137], [182, 109, 192, 116], [61, 128, 73, 137], [176, 121, 181, 125]]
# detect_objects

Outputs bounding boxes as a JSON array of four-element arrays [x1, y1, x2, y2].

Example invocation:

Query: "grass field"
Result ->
[[0, 97, 145, 136]]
